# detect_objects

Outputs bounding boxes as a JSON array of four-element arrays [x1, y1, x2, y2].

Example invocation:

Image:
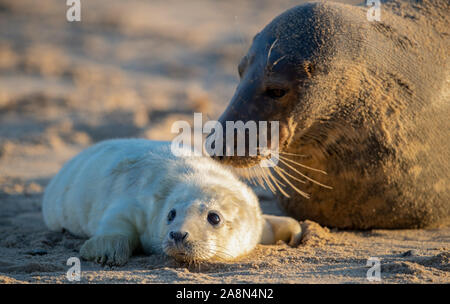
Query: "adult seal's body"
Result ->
[[214, 0, 449, 229], [43, 139, 301, 266]]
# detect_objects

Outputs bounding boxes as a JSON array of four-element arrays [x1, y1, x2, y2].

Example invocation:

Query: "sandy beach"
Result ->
[[0, 0, 448, 283]]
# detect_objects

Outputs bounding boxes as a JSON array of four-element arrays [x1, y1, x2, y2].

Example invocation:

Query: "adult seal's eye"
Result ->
[[167, 209, 176, 222], [207, 212, 221, 226], [265, 88, 287, 99]]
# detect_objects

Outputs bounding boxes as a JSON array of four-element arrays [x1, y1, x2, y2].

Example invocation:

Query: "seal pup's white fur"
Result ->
[[43, 139, 301, 265]]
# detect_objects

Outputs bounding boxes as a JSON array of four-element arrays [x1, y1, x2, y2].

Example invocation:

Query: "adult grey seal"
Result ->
[[213, 0, 449, 229]]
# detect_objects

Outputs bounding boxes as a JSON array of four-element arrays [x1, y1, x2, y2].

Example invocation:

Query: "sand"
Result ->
[[0, 0, 448, 284]]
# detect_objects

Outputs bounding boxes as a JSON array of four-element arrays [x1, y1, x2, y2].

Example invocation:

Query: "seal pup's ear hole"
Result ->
[[303, 61, 315, 78]]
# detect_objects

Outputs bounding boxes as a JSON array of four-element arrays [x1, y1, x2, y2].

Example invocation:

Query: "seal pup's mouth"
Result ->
[[163, 240, 214, 263]]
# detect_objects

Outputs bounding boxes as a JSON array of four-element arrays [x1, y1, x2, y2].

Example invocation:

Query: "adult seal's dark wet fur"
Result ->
[[214, 0, 449, 229]]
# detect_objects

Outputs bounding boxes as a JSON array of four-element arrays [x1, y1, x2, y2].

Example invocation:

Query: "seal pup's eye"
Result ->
[[167, 209, 176, 222], [265, 88, 287, 99], [207, 212, 221, 226]]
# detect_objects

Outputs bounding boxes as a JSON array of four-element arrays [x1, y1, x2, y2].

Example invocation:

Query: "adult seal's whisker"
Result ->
[[278, 155, 328, 175]]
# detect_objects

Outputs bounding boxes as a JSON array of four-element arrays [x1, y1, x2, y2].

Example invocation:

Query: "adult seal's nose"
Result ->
[[170, 231, 188, 243]]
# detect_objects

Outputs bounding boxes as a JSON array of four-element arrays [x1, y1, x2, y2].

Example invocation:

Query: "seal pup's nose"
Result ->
[[169, 231, 188, 243]]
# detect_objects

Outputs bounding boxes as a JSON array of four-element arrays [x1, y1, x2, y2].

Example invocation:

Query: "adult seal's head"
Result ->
[[213, 0, 450, 229]]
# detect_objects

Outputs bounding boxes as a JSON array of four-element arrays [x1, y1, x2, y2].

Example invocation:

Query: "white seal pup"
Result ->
[[42, 139, 302, 266]]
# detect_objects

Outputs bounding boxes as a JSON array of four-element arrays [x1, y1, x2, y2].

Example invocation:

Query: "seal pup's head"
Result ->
[[158, 164, 264, 262]]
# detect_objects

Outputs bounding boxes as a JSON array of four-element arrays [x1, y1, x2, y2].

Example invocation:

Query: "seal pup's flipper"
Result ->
[[80, 235, 137, 266], [80, 199, 142, 266], [260, 215, 302, 247]]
